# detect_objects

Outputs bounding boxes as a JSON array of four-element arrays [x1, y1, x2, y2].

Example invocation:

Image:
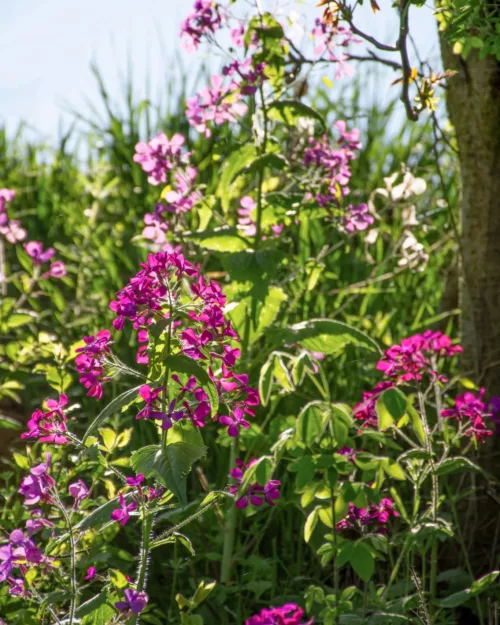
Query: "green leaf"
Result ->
[[75, 494, 135, 532], [190, 227, 249, 252], [164, 354, 219, 417], [436, 457, 484, 477], [275, 319, 380, 355], [381, 458, 406, 481], [13, 452, 30, 470], [0, 415, 22, 430], [5, 313, 34, 329], [240, 456, 273, 494], [436, 590, 470, 608], [81, 604, 116, 625], [219, 144, 257, 211], [349, 543, 374, 582], [376, 388, 408, 431], [297, 402, 324, 446], [82, 385, 143, 444], [470, 570, 500, 596], [131, 440, 207, 506], [267, 99, 326, 130], [75, 592, 108, 618], [259, 357, 274, 406], [304, 507, 320, 543], [407, 402, 426, 444], [272, 354, 294, 391]]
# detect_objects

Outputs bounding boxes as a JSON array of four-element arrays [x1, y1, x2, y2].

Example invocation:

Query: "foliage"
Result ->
[[0, 1, 498, 625]]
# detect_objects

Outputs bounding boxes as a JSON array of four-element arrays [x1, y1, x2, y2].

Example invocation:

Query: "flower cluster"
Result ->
[[134, 133, 200, 242], [246, 603, 313, 625], [180, 0, 224, 52], [303, 121, 361, 209], [441, 388, 493, 443], [312, 19, 358, 79], [75, 329, 114, 400], [336, 498, 399, 533], [376, 331, 462, 383], [22, 393, 69, 444], [23, 241, 67, 279], [229, 459, 281, 510], [186, 74, 248, 138], [0, 188, 26, 244]]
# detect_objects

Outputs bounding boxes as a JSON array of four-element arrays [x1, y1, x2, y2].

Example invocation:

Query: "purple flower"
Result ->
[[344, 203, 375, 233], [180, 0, 224, 52], [111, 494, 137, 526], [69, 480, 90, 507], [115, 588, 149, 614], [18, 455, 55, 506], [229, 458, 281, 510]]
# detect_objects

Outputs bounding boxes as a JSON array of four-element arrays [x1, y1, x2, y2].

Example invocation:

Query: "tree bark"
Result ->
[[439, 36, 500, 568], [439, 41, 500, 395]]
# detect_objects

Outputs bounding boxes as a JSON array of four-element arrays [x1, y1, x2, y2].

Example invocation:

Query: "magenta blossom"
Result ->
[[246, 603, 314, 625], [84, 566, 97, 581], [229, 459, 281, 510], [24, 241, 55, 264], [111, 494, 136, 526], [115, 588, 149, 615], [353, 381, 394, 429], [376, 331, 462, 383], [219, 407, 250, 437], [22, 393, 69, 444]]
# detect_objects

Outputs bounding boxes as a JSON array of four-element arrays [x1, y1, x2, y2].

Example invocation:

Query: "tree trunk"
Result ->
[[439, 37, 500, 567]]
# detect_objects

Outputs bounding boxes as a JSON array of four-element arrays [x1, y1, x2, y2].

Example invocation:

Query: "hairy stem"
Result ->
[[220, 438, 238, 583], [130, 512, 154, 625]]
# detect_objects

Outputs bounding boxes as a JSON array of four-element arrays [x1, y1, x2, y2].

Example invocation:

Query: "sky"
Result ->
[[0, 0, 440, 143]]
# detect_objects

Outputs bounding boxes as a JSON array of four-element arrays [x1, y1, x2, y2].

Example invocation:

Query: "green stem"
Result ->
[[55, 496, 78, 625], [220, 438, 239, 583], [130, 513, 154, 625], [417, 390, 439, 604]]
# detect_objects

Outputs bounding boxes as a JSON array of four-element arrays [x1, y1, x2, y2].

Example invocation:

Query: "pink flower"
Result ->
[[44, 260, 67, 279], [24, 241, 55, 264], [22, 393, 69, 445], [84, 566, 97, 580], [219, 407, 250, 437], [246, 603, 313, 625], [111, 494, 136, 526]]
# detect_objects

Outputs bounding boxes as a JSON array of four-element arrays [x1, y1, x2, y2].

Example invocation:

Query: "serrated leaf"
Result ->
[[131, 440, 206, 506], [164, 354, 218, 417]]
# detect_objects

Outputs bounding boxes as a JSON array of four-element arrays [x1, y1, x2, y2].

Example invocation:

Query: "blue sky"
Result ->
[[0, 0, 440, 142]]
